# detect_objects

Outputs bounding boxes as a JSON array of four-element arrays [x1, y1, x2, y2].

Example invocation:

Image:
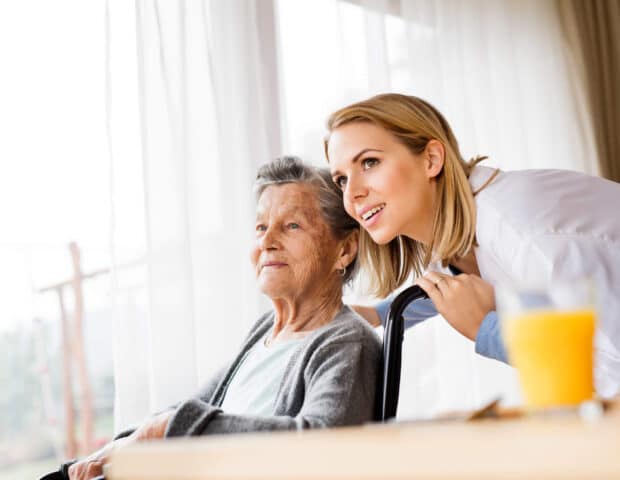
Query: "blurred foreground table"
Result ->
[[110, 402, 620, 479]]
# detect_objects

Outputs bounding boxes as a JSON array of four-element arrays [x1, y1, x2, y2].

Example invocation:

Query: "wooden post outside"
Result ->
[[69, 242, 95, 454], [57, 288, 78, 458], [37, 253, 143, 455]]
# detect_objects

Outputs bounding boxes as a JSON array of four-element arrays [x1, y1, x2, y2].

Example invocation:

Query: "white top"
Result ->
[[469, 165, 620, 396], [220, 333, 303, 416]]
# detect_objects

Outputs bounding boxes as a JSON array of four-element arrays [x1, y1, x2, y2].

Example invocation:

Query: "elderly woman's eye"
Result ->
[[333, 176, 347, 189], [256, 224, 267, 232], [288, 222, 300, 230], [362, 157, 379, 170]]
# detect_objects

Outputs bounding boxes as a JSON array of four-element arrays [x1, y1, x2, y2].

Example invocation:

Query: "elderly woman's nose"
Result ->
[[259, 225, 279, 249]]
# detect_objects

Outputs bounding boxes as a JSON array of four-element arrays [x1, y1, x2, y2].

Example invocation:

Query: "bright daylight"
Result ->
[[1, 1, 619, 479]]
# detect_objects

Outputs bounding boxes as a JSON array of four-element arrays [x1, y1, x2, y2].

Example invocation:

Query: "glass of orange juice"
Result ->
[[496, 281, 597, 409]]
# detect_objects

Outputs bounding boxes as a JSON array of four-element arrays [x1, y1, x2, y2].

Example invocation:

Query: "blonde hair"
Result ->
[[324, 93, 486, 297]]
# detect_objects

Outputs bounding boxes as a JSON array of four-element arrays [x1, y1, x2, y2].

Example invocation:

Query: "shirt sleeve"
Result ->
[[474, 311, 509, 363], [375, 296, 439, 329], [376, 297, 509, 364]]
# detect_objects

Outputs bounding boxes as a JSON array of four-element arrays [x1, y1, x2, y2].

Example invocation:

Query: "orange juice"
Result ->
[[503, 309, 595, 408]]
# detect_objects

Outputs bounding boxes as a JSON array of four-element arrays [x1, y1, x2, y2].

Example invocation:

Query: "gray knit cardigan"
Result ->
[[164, 306, 381, 436]]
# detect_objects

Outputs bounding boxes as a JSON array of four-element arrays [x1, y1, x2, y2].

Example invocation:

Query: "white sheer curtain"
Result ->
[[277, 0, 598, 418], [374, 0, 599, 419], [368, 0, 598, 418], [107, 0, 278, 430], [107, 0, 600, 428]]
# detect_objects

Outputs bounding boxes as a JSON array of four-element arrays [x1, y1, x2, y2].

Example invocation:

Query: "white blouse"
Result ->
[[470, 165, 620, 397]]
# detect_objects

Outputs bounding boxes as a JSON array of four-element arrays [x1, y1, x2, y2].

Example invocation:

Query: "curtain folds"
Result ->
[[108, 0, 607, 427], [110, 0, 278, 430], [337, 0, 600, 417], [559, 0, 620, 182]]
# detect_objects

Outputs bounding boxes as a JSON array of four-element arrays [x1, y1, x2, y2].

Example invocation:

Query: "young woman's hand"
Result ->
[[415, 271, 496, 340]]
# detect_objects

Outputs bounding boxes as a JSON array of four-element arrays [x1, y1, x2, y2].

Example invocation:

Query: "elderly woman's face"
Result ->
[[251, 183, 341, 300]]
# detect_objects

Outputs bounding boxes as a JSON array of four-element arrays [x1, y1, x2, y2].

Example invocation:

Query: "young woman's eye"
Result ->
[[362, 157, 379, 170], [333, 176, 347, 190], [287, 222, 300, 230]]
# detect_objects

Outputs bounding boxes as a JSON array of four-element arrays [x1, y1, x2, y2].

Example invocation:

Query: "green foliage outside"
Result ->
[[0, 321, 114, 479]]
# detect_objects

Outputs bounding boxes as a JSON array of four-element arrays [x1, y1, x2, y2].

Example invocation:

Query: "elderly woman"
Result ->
[[59, 157, 380, 480]]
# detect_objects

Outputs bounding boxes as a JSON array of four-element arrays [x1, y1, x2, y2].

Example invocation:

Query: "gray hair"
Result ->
[[254, 156, 359, 283]]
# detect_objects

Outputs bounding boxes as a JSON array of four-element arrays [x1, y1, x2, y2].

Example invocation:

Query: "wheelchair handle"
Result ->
[[380, 285, 429, 421]]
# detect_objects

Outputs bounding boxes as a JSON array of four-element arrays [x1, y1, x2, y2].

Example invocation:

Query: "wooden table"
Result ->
[[109, 403, 620, 479]]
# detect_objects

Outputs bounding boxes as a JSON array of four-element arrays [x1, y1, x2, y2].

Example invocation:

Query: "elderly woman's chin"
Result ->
[[257, 271, 291, 298]]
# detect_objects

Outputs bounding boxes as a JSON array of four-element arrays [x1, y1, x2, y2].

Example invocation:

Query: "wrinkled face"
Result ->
[[251, 183, 342, 300], [327, 122, 437, 245]]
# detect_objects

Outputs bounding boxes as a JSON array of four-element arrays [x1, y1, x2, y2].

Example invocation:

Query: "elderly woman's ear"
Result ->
[[336, 229, 359, 272]]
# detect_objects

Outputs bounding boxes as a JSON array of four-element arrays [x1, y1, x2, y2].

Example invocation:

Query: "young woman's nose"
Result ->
[[344, 174, 367, 205]]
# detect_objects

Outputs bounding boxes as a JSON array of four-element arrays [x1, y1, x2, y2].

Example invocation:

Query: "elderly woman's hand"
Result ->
[[415, 271, 496, 341], [129, 409, 173, 441], [67, 437, 129, 480], [67, 410, 173, 480]]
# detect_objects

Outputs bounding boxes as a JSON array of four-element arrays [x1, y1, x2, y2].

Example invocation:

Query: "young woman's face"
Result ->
[[328, 122, 438, 245]]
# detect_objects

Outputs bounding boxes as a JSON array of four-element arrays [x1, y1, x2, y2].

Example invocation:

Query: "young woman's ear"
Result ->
[[425, 139, 445, 179]]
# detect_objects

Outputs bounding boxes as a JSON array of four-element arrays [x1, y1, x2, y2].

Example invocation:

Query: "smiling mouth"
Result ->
[[361, 204, 385, 221], [262, 262, 287, 269]]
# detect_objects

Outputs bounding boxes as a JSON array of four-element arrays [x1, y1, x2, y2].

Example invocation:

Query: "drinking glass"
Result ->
[[496, 280, 597, 408]]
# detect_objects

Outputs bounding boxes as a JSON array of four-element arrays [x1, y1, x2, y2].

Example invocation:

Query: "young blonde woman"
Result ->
[[325, 93, 620, 398]]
